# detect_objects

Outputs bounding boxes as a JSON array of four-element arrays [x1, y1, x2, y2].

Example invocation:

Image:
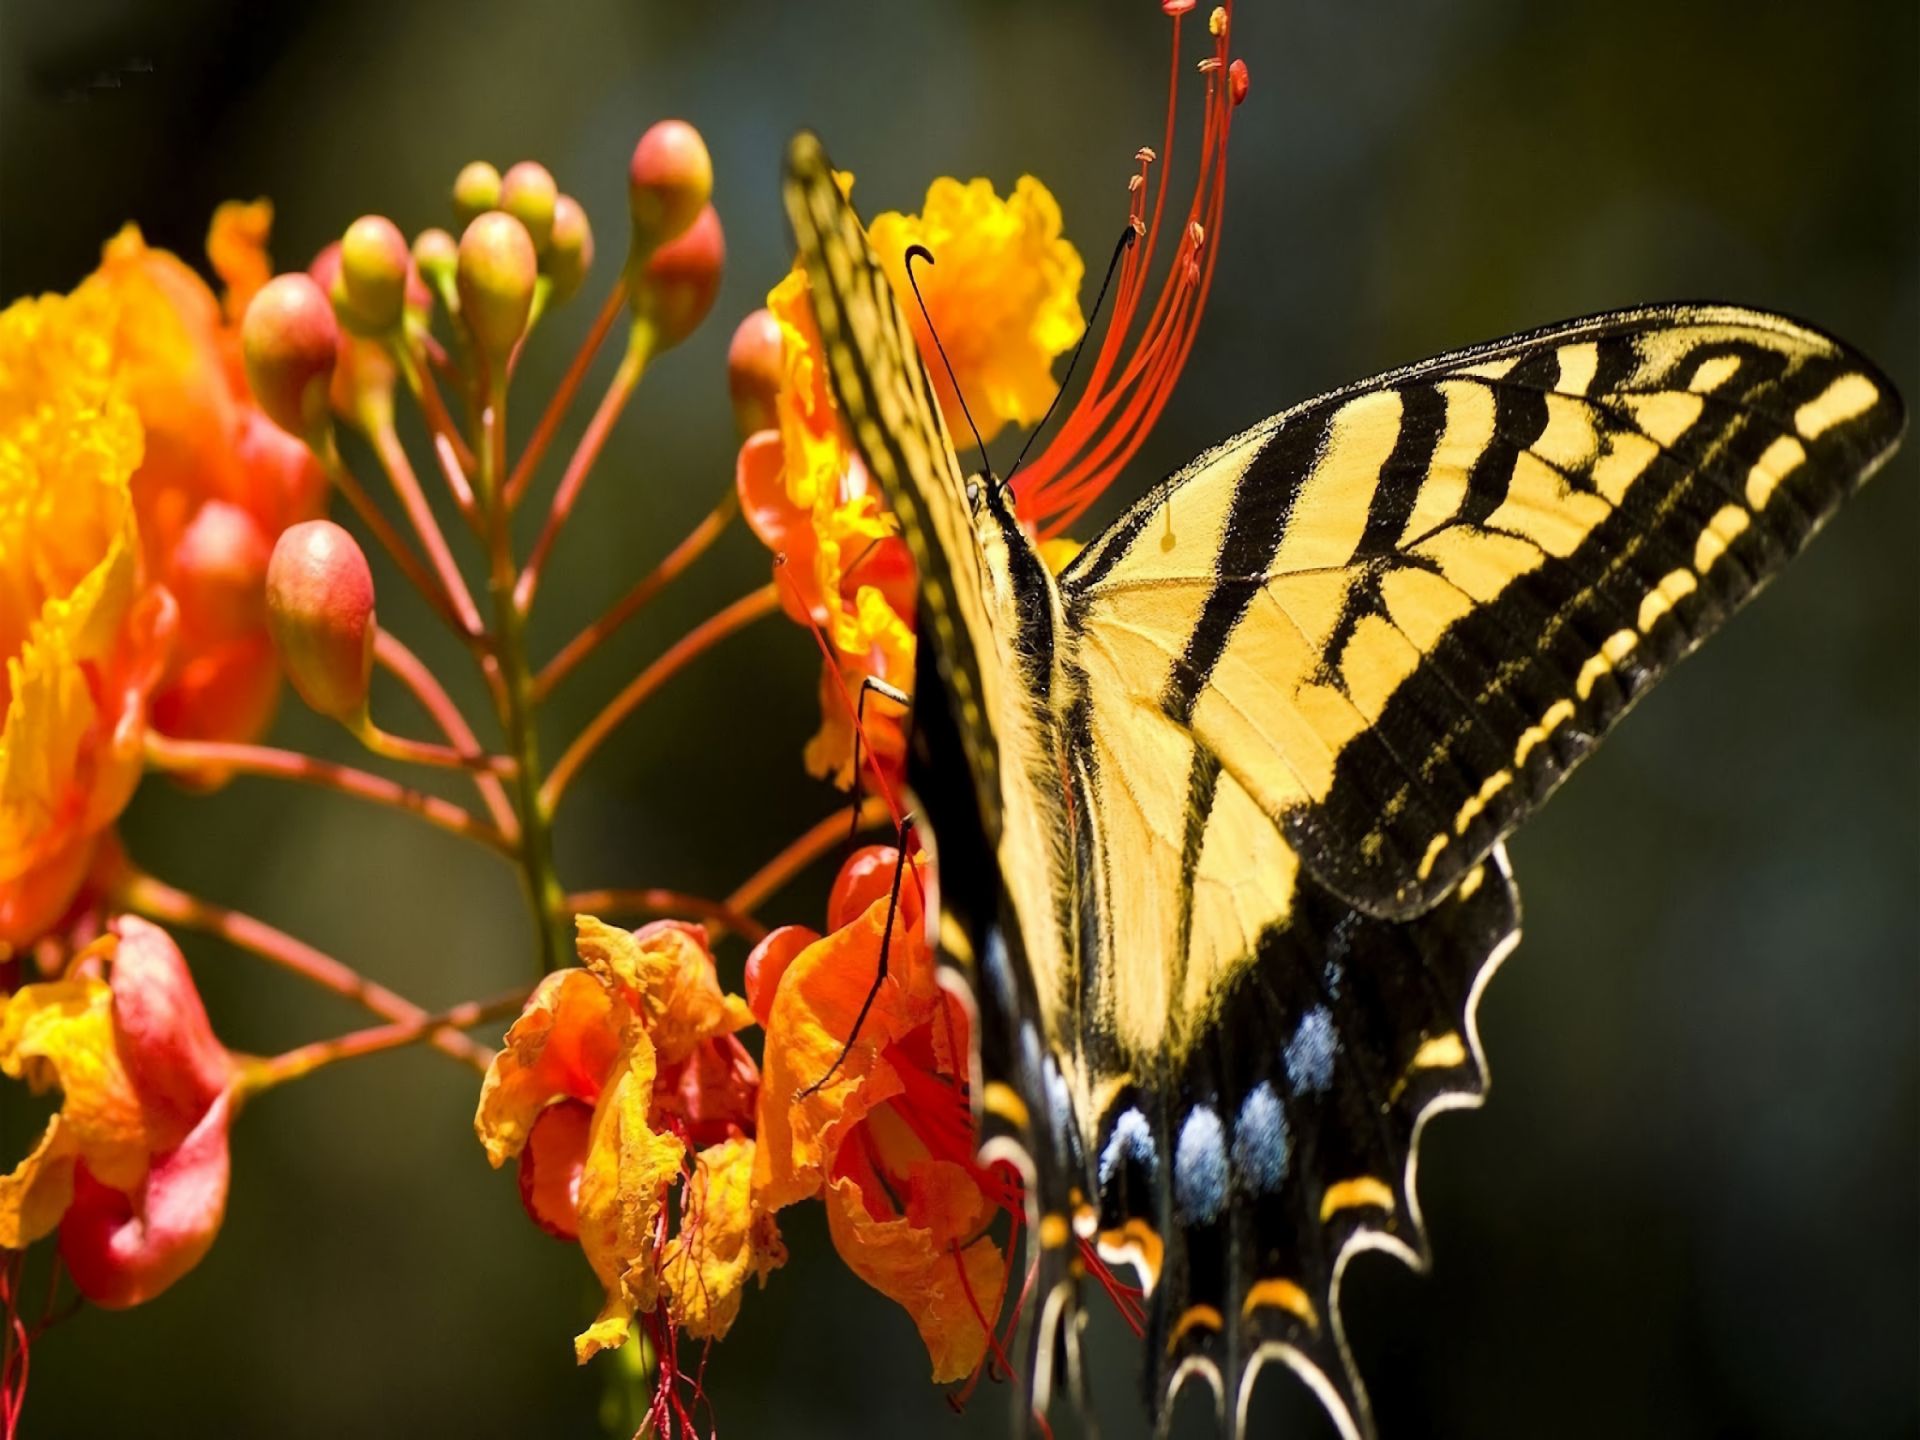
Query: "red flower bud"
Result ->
[[457, 211, 539, 369], [169, 500, 271, 647], [544, 194, 594, 305], [499, 161, 558, 255], [829, 845, 903, 932], [632, 203, 723, 353], [266, 520, 375, 722], [452, 160, 502, 227], [337, 214, 411, 333], [628, 119, 712, 253], [744, 924, 821, 1027], [242, 274, 339, 439], [727, 307, 783, 438]]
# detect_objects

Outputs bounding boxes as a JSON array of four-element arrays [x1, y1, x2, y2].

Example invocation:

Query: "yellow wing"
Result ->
[[1061, 306, 1903, 1065]]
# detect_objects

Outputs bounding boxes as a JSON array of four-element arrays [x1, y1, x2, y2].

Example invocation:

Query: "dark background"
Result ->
[[3, 2, 1914, 1436]]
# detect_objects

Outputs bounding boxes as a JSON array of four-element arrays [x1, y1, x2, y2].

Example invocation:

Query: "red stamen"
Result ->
[[1012, 0, 1239, 534], [1078, 1236, 1147, 1336]]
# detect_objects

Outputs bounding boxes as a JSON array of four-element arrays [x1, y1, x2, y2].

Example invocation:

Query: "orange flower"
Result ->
[[80, 206, 327, 745], [475, 918, 783, 1370], [0, 916, 235, 1308], [752, 847, 1014, 1384], [0, 297, 172, 951]]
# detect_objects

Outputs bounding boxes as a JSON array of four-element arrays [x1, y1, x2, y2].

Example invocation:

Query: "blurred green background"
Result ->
[[3, 1, 1914, 1436]]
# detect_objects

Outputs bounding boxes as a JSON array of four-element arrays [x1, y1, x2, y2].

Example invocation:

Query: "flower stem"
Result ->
[[534, 489, 738, 702], [541, 584, 778, 812], [392, 333, 479, 480], [505, 279, 630, 509], [368, 415, 485, 636], [144, 731, 514, 853], [725, 796, 891, 918], [373, 629, 519, 838], [477, 385, 571, 973], [237, 986, 531, 1096], [117, 869, 493, 1069], [513, 334, 649, 615], [315, 432, 464, 634], [564, 888, 768, 944]]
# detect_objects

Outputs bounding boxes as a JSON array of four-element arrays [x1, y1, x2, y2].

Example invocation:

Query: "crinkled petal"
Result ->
[[518, 1097, 593, 1242], [574, 917, 751, 1066], [0, 975, 147, 1191], [474, 968, 622, 1168], [206, 199, 274, 324], [752, 878, 933, 1213], [823, 1164, 1006, 1384], [660, 1137, 785, 1341], [573, 1028, 685, 1364], [0, 1115, 80, 1249], [59, 1089, 232, 1309]]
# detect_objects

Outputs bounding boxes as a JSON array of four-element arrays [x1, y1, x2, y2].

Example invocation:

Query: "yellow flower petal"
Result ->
[[574, 917, 751, 1067], [474, 969, 622, 1169], [0, 976, 148, 1192], [0, 1113, 80, 1249], [660, 1137, 785, 1341], [573, 1027, 685, 1364]]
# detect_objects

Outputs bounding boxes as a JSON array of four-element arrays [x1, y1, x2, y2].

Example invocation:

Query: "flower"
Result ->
[[79, 208, 328, 745], [0, 916, 235, 1308], [0, 297, 171, 951], [474, 917, 783, 1372], [752, 846, 1016, 1384], [736, 2, 1242, 797], [868, 176, 1086, 447]]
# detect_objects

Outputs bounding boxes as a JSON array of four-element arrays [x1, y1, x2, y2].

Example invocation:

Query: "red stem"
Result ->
[[374, 629, 519, 838], [505, 279, 630, 508], [724, 796, 889, 918]]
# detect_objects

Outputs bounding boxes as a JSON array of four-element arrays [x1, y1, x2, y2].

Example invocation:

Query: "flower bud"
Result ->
[[242, 273, 339, 439], [726, 307, 783, 437], [170, 501, 271, 646], [744, 925, 820, 1027], [499, 161, 558, 255], [631, 203, 722, 353], [628, 120, 711, 253], [544, 194, 593, 305], [413, 227, 457, 288], [457, 211, 539, 370], [829, 845, 902, 932], [337, 215, 411, 333], [266, 520, 375, 722], [452, 160, 502, 227]]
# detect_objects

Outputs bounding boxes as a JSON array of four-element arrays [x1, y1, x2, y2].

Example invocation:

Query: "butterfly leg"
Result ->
[[845, 675, 910, 851], [798, 812, 914, 1100]]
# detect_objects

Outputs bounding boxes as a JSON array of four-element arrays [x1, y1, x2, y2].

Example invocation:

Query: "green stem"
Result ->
[[479, 383, 571, 973]]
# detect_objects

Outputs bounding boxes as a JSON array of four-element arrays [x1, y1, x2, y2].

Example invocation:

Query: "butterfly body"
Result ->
[[783, 131, 1904, 1438]]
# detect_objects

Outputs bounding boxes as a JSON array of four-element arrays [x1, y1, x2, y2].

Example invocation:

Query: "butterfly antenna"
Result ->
[[1008, 224, 1138, 483], [904, 244, 996, 490]]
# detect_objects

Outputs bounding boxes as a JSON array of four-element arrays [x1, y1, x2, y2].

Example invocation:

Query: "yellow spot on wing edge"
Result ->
[[1097, 1219, 1165, 1292], [1514, 698, 1576, 770], [1243, 1279, 1320, 1330], [1415, 831, 1450, 882], [1320, 1176, 1396, 1222], [1637, 567, 1699, 633], [1167, 1304, 1225, 1354], [1039, 1214, 1071, 1250], [1688, 353, 1742, 393], [983, 1081, 1030, 1132], [1575, 630, 1639, 700], [1746, 434, 1807, 511], [1794, 372, 1879, 439], [1694, 504, 1751, 573], [1453, 770, 1513, 836], [1457, 864, 1486, 900], [1412, 1032, 1469, 1071]]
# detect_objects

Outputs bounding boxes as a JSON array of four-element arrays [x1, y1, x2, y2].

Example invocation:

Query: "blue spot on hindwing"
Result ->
[[1098, 1107, 1157, 1190], [1231, 1081, 1290, 1192], [1173, 1107, 1228, 1226], [1284, 1005, 1337, 1095]]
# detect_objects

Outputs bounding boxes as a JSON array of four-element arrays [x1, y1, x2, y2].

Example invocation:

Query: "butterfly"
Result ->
[[781, 130, 1904, 1438]]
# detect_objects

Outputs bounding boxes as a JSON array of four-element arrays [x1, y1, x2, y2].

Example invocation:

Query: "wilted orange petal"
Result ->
[[574, 916, 751, 1066], [0, 976, 148, 1192], [823, 1164, 1006, 1384], [206, 199, 274, 324], [474, 968, 622, 1168], [573, 1029, 684, 1364], [0, 1115, 80, 1249], [661, 1137, 784, 1341]]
